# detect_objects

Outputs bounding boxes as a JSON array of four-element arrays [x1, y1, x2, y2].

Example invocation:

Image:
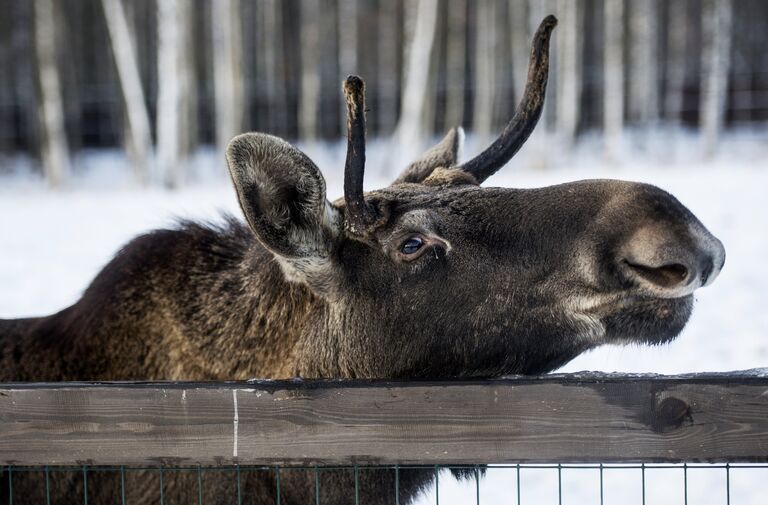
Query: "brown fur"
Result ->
[[0, 145, 725, 505], [0, 26, 725, 500]]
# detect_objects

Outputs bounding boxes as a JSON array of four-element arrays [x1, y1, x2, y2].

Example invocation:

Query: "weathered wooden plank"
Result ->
[[1, 372, 767, 466]]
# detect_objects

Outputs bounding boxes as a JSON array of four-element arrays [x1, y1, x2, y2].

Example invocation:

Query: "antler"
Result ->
[[459, 15, 557, 183], [343, 75, 377, 236]]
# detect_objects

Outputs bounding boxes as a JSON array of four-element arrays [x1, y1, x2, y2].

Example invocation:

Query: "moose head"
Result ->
[[225, 16, 725, 379]]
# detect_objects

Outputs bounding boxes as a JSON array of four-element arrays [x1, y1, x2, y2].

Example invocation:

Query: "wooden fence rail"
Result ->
[[1, 371, 767, 467]]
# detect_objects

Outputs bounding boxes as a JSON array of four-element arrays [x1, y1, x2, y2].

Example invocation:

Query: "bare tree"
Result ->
[[211, 0, 245, 156], [258, 0, 287, 135], [377, 0, 399, 135], [629, 0, 659, 126], [603, 0, 624, 160], [556, 0, 582, 146], [509, 0, 530, 104], [179, 2, 198, 158], [700, 0, 733, 156], [473, 0, 497, 141], [299, 0, 321, 141], [101, 0, 152, 184], [665, 0, 688, 125], [444, 0, 466, 130], [394, 0, 439, 154], [34, 0, 71, 187], [157, 0, 192, 188]]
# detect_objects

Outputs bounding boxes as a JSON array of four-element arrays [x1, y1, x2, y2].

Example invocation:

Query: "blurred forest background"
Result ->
[[0, 0, 766, 188]]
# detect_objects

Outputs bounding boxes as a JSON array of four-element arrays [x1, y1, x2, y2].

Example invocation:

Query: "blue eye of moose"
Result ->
[[401, 236, 424, 255]]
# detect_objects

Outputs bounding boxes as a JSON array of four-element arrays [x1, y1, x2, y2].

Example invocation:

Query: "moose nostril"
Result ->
[[623, 260, 690, 289]]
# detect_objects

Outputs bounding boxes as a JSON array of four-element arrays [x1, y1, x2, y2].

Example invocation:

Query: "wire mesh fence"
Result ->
[[3, 463, 768, 505]]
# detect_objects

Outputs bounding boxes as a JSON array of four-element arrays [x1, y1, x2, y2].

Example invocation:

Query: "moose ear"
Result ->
[[392, 127, 464, 184], [226, 133, 341, 266]]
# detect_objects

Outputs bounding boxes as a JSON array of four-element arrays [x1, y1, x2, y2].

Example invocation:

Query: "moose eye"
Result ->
[[400, 236, 424, 256]]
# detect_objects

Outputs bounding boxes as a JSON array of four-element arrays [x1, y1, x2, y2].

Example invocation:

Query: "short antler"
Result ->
[[459, 15, 557, 183], [343, 75, 377, 236]]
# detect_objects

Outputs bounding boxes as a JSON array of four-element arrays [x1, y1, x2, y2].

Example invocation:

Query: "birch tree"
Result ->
[[394, 0, 439, 154], [377, 0, 399, 135], [603, 0, 624, 161], [34, 0, 71, 187], [258, 0, 286, 135], [211, 0, 245, 155], [556, 0, 582, 146], [101, 0, 152, 184], [629, 0, 659, 126], [317, 0, 337, 138], [444, 0, 466, 130], [421, 3, 442, 139], [700, 0, 733, 156], [508, 0, 530, 104], [665, 0, 688, 125], [179, 2, 198, 157], [157, 0, 191, 188], [299, 0, 321, 141], [473, 0, 497, 141]]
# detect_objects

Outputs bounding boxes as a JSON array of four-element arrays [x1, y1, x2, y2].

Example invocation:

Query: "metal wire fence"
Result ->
[[3, 463, 768, 505]]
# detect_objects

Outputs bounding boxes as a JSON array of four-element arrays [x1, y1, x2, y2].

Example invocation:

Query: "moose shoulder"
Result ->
[[0, 15, 724, 505]]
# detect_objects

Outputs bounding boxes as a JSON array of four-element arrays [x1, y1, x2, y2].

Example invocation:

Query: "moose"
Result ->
[[0, 16, 724, 505]]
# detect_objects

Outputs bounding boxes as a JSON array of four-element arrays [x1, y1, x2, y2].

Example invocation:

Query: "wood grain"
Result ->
[[1, 373, 767, 466]]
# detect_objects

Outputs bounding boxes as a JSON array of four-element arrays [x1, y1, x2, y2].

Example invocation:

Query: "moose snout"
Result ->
[[617, 224, 725, 298]]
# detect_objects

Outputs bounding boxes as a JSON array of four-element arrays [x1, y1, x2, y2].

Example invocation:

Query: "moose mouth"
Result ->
[[601, 294, 694, 346]]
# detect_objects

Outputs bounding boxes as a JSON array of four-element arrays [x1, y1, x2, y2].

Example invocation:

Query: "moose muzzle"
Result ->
[[618, 223, 726, 298]]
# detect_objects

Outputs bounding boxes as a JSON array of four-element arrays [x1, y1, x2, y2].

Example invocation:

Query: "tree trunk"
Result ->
[[211, 0, 244, 155], [101, 0, 152, 185], [377, 0, 399, 136], [34, 0, 71, 187], [700, 0, 732, 156], [316, 0, 337, 139], [156, 0, 187, 188], [472, 0, 496, 141], [664, 0, 687, 126], [299, 0, 321, 142], [394, 0, 439, 154], [444, 0, 466, 130], [508, 0, 529, 104], [259, 0, 286, 136], [629, 0, 659, 126], [556, 0, 582, 146], [422, 2, 442, 139], [179, 2, 198, 158], [603, 0, 624, 161]]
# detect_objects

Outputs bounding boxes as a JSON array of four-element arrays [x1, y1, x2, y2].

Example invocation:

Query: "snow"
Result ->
[[1, 130, 767, 503]]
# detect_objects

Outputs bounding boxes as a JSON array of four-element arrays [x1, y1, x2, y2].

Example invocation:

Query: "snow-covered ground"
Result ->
[[1, 131, 767, 503]]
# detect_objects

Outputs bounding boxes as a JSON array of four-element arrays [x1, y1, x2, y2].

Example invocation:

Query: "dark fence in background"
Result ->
[[0, 0, 767, 156], [1, 372, 767, 503]]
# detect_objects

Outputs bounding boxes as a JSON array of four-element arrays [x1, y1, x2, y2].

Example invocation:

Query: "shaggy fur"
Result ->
[[0, 128, 724, 504]]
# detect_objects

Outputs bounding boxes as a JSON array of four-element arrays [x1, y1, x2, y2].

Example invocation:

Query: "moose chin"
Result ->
[[0, 14, 724, 505]]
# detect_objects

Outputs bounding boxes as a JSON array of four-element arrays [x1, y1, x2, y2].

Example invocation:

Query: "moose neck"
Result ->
[[176, 243, 331, 380]]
